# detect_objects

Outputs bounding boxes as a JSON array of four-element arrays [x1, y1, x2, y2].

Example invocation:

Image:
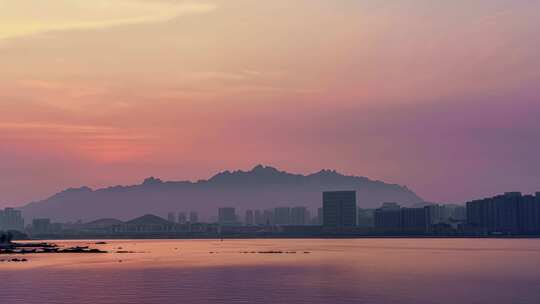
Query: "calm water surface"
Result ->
[[2, 239, 540, 304]]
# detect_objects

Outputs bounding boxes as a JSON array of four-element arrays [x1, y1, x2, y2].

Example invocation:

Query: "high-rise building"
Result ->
[[189, 211, 199, 223], [218, 207, 237, 225], [467, 192, 540, 234], [0, 208, 25, 232], [167, 212, 176, 223], [273, 207, 291, 225], [178, 212, 187, 224], [323, 191, 357, 227], [535, 192, 540, 228], [245, 210, 254, 226], [290, 207, 309, 225]]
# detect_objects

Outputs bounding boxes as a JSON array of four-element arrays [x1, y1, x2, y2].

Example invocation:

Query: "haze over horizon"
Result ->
[[1, 0, 540, 207]]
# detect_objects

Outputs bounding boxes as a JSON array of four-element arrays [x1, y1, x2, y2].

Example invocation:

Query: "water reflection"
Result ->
[[2, 239, 540, 304]]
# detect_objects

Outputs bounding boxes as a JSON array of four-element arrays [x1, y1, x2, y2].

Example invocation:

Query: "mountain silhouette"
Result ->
[[21, 165, 423, 222]]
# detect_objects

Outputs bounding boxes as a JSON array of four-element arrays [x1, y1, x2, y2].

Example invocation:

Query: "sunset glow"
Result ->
[[1, 0, 539, 205]]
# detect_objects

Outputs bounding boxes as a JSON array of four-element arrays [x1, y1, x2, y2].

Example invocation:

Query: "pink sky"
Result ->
[[1, 0, 539, 206]]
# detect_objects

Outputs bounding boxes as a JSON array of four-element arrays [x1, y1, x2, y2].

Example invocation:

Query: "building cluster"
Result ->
[[27, 215, 219, 237], [31, 218, 64, 234], [4, 191, 540, 238], [111, 214, 214, 234], [216, 206, 314, 226], [0, 208, 24, 232], [372, 202, 467, 233], [467, 192, 540, 234]]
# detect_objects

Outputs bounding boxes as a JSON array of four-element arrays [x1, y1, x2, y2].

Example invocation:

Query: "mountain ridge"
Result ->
[[21, 165, 424, 222]]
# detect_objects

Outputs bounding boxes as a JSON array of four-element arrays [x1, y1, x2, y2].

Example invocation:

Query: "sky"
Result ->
[[1, 0, 539, 207]]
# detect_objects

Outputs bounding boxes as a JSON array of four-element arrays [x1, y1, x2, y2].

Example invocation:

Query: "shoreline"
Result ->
[[22, 234, 540, 241]]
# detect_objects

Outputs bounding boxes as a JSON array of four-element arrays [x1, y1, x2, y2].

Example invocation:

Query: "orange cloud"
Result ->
[[0, 0, 218, 40]]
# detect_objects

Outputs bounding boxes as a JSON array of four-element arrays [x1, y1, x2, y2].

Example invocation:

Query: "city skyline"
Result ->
[[4, 190, 539, 238], [1, 0, 540, 207], [2, 2, 539, 304]]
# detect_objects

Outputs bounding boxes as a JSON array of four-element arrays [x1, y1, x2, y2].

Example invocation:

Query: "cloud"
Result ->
[[0, 122, 117, 134], [0, 0, 217, 40]]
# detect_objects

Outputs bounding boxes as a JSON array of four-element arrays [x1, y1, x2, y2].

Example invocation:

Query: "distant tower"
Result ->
[[322, 191, 357, 227]]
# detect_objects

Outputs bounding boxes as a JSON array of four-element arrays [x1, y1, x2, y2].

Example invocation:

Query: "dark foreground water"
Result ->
[[2, 239, 540, 304]]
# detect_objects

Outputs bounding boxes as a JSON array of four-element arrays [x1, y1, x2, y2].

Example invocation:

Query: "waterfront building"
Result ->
[[273, 207, 291, 225], [520, 194, 540, 232], [167, 212, 176, 223], [374, 203, 402, 229], [113, 214, 176, 233], [178, 212, 187, 224], [323, 191, 357, 227], [262, 209, 274, 226], [245, 210, 254, 226], [451, 205, 467, 221], [254, 210, 264, 225], [218, 207, 237, 225], [315, 207, 323, 225], [81, 218, 123, 234], [291, 207, 309, 225], [0, 208, 25, 232], [357, 208, 375, 227], [467, 192, 540, 234], [424, 204, 444, 225], [32, 218, 52, 234], [401, 207, 429, 230], [189, 211, 199, 223], [375, 203, 454, 232]]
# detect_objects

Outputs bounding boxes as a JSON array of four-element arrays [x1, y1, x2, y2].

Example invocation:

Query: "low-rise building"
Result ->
[[113, 214, 176, 233]]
